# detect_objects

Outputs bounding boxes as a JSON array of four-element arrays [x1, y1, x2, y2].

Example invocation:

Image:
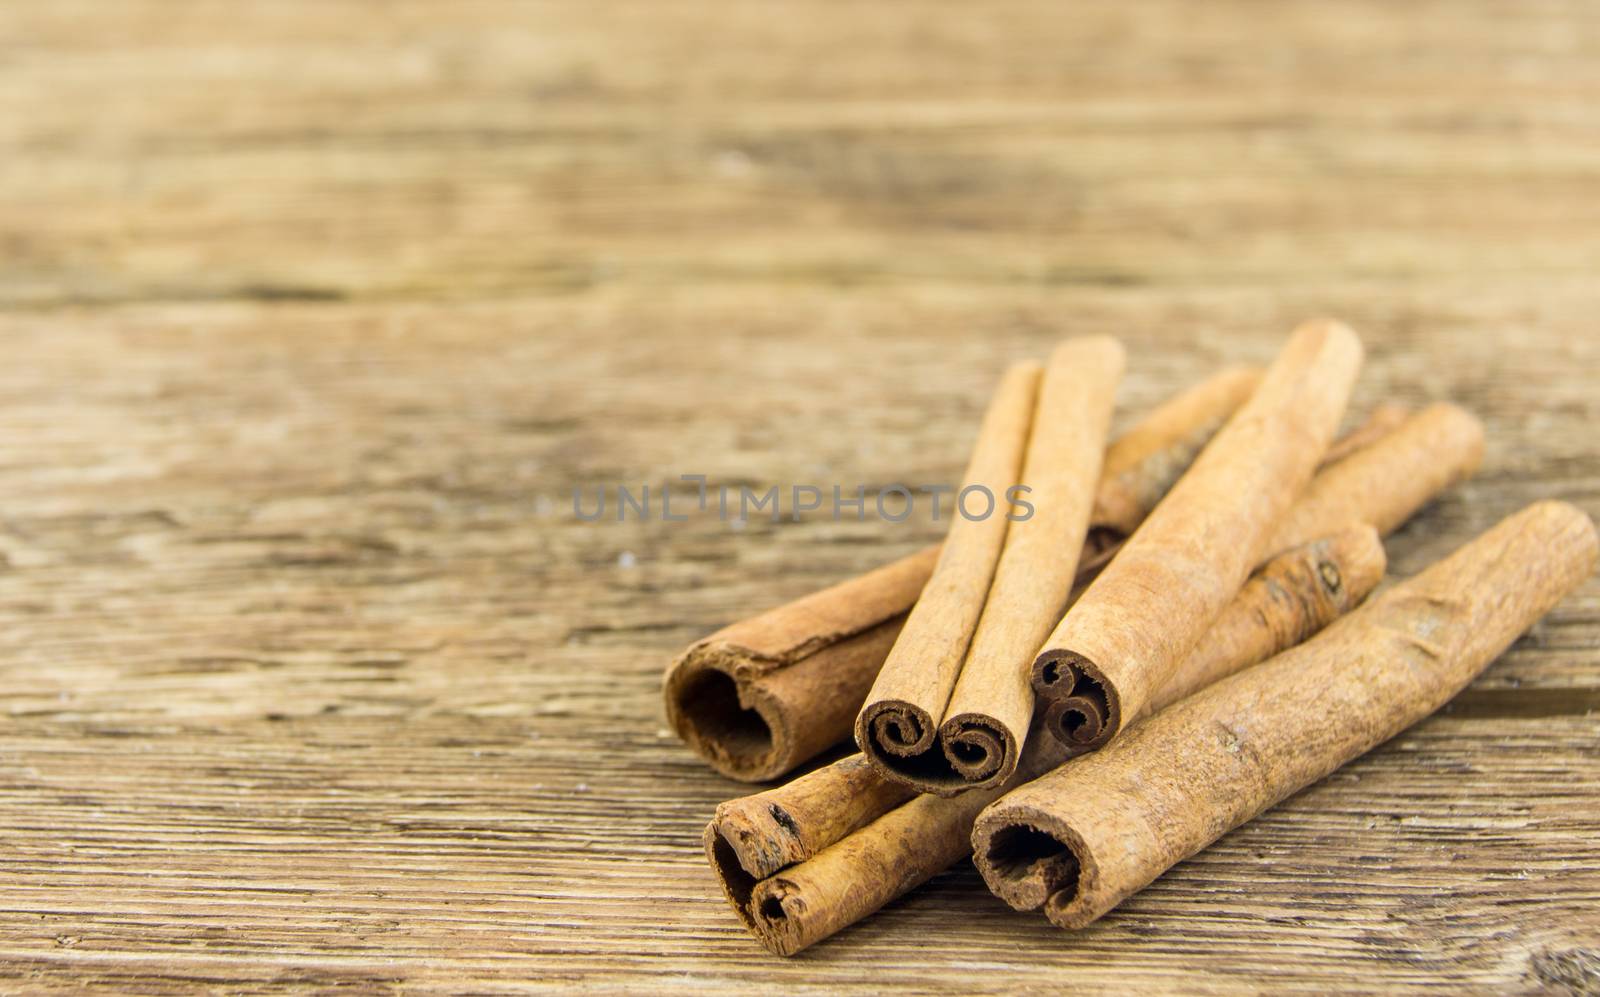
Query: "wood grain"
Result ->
[[0, 0, 1597, 991]]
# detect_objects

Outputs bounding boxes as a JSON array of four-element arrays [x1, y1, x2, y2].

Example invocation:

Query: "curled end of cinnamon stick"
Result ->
[[1030, 651, 1120, 750], [859, 701, 1019, 795], [971, 806, 1092, 915], [857, 698, 936, 758], [666, 647, 790, 782], [856, 699, 970, 793], [1043, 696, 1106, 749], [936, 712, 1018, 787]]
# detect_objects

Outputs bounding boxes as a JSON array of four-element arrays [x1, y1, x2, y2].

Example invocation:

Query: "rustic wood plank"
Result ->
[[0, 296, 1595, 992], [0, 0, 1597, 990]]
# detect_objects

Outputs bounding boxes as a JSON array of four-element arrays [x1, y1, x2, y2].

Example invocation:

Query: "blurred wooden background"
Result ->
[[0, 1, 1597, 992]]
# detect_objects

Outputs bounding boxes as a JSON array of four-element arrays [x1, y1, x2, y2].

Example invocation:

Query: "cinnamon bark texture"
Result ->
[[907, 338, 1125, 794], [855, 362, 1041, 781], [666, 366, 1262, 782], [1032, 320, 1364, 750], [976, 501, 1598, 931], [707, 518, 1390, 954], [1262, 402, 1483, 557]]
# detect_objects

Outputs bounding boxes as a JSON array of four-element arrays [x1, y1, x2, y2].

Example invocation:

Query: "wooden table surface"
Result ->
[[3, 2, 1598, 992]]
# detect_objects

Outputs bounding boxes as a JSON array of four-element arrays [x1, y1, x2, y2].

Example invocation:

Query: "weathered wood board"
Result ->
[[0, 1, 1597, 992]]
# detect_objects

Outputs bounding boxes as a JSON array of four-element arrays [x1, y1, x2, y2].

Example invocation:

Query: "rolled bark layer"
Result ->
[[709, 515, 1391, 955], [667, 366, 1263, 782], [856, 362, 1041, 780], [1031, 320, 1364, 749], [907, 337, 1126, 795], [976, 501, 1598, 931]]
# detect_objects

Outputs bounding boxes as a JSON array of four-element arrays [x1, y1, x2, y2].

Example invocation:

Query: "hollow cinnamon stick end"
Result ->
[[748, 877, 816, 957], [971, 803, 1091, 915], [1043, 695, 1111, 750], [703, 820, 760, 931], [665, 644, 794, 782]]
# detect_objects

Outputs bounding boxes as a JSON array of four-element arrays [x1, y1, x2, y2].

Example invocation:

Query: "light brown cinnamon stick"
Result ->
[[1082, 365, 1261, 567], [1037, 400, 1485, 750], [975, 501, 1597, 931], [665, 365, 1262, 782], [1043, 524, 1385, 750], [707, 524, 1386, 954], [854, 361, 1041, 780], [868, 338, 1125, 795], [1030, 320, 1364, 750]]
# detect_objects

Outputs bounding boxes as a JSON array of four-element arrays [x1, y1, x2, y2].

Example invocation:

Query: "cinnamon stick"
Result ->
[[854, 361, 1041, 782], [708, 755, 916, 884], [707, 524, 1386, 954], [974, 501, 1597, 931], [665, 366, 1261, 782], [869, 338, 1125, 795], [1037, 400, 1484, 750], [1030, 320, 1364, 750], [1043, 523, 1385, 750]]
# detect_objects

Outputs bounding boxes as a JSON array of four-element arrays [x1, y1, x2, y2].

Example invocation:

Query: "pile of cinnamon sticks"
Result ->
[[664, 321, 1597, 955]]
